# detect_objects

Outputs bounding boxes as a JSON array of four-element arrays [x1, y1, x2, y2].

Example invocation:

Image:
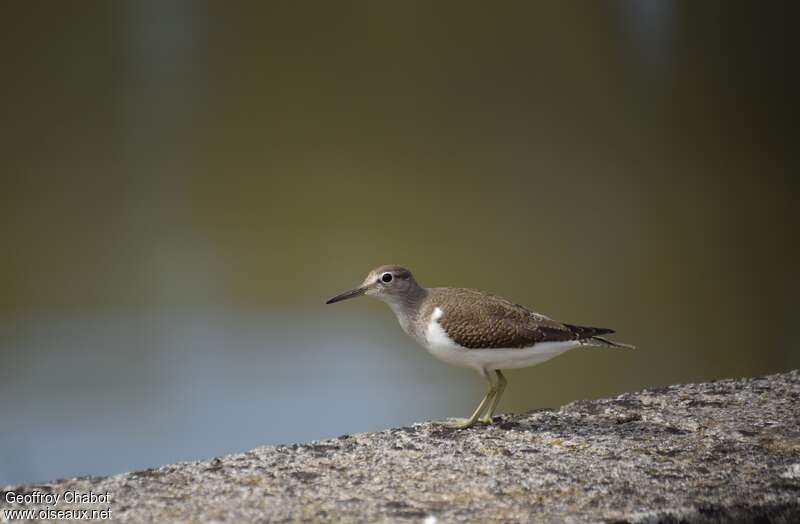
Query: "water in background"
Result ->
[[0, 310, 475, 485], [2, 295, 797, 485]]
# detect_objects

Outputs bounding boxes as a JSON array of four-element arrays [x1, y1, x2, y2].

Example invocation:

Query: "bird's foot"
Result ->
[[478, 415, 494, 425], [442, 417, 490, 429], [441, 418, 474, 429]]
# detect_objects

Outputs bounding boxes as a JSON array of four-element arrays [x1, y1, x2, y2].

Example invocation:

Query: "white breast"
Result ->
[[423, 306, 580, 373]]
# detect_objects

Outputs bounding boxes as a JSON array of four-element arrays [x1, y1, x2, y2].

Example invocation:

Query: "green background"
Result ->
[[1, 1, 797, 485]]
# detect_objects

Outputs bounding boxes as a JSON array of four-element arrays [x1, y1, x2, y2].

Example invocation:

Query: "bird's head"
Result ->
[[326, 265, 419, 306]]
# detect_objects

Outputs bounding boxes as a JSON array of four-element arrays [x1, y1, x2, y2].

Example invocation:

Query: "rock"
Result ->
[[2, 371, 799, 523]]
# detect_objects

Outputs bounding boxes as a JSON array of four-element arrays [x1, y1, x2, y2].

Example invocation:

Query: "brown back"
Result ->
[[423, 288, 613, 349]]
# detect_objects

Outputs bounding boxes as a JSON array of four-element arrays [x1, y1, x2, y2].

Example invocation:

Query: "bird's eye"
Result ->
[[381, 273, 393, 283]]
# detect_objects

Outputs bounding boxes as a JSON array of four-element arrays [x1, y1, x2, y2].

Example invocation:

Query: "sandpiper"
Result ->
[[326, 265, 634, 429]]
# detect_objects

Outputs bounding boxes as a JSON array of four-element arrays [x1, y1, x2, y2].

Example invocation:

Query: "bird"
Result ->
[[325, 265, 634, 429]]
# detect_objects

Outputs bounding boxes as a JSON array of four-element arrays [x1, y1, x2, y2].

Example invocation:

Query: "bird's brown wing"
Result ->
[[431, 288, 612, 349]]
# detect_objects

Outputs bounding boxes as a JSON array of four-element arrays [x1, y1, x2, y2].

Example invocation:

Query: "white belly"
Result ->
[[423, 307, 579, 373]]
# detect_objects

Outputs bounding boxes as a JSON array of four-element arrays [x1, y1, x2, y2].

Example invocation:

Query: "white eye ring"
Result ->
[[380, 272, 393, 283]]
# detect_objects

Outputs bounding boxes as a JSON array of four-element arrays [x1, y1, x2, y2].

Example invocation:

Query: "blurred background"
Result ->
[[1, 1, 797, 485]]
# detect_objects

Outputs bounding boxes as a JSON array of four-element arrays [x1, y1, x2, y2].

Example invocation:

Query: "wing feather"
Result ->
[[429, 288, 612, 349]]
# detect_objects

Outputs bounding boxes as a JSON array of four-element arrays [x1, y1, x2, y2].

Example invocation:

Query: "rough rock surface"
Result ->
[[3, 371, 800, 523]]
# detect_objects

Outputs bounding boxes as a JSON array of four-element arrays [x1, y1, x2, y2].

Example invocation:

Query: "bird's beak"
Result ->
[[325, 286, 367, 304]]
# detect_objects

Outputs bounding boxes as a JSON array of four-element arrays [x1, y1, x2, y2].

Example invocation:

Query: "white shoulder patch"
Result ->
[[425, 307, 459, 350], [431, 306, 444, 321]]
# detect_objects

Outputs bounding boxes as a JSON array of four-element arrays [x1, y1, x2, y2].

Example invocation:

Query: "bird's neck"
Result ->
[[384, 286, 429, 339]]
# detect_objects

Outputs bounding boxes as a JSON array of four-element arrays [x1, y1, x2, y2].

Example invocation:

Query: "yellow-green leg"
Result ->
[[447, 370, 499, 429], [479, 370, 507, 424]]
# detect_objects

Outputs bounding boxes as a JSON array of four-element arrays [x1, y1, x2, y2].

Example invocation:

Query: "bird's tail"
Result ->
[[584, 335, 636, 350]]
